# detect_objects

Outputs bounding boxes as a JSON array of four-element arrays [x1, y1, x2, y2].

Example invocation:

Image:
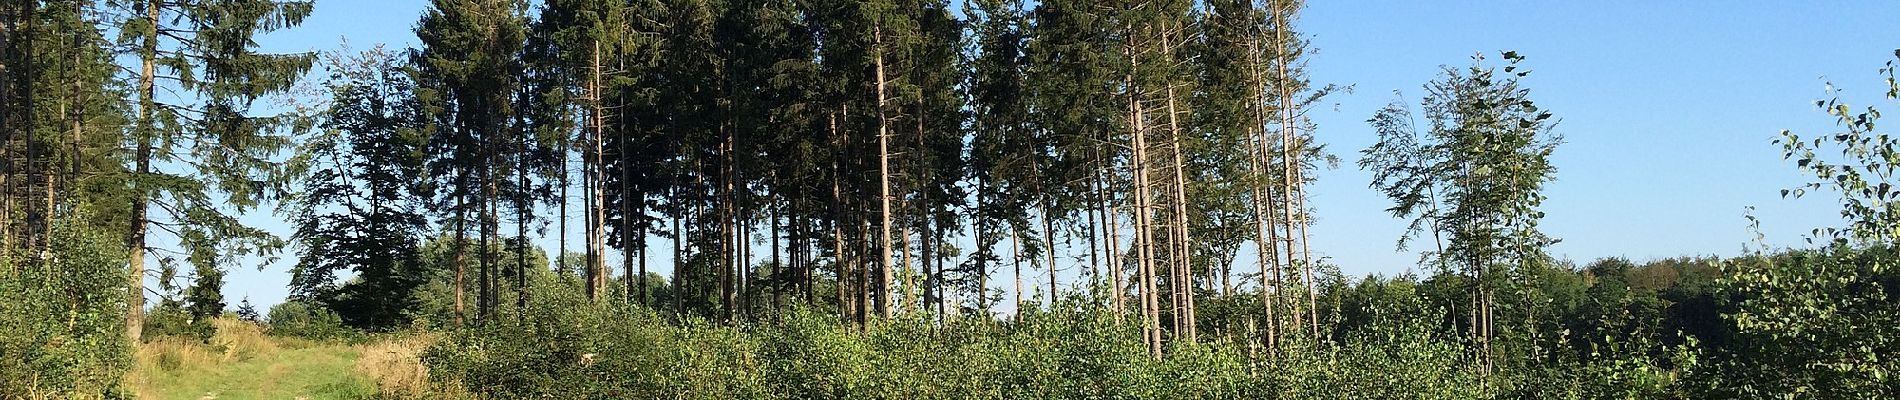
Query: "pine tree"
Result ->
[[413, 0, 529, 324], [286, 46, 430, 331], [115, 0, 315, 341], [966, 0, 1026, 315]]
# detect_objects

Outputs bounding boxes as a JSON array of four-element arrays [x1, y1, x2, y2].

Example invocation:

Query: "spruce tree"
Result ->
[[114, 0, 315, 341], [285, 46, 429, 331], [413, 0, 528, 324]]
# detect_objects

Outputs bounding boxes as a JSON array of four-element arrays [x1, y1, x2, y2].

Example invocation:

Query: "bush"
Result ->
[[268, 300, 357, 341], [0, 216, 133, 398], [424, 285, 1505, 399], [1683, 247, 1900, 397]]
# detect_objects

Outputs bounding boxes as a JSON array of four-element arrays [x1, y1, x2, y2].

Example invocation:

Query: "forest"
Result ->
[[0, 0, 1896, 398]]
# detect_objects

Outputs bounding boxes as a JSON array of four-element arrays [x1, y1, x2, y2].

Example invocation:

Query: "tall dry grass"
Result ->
[[353, 333, 433, 398]]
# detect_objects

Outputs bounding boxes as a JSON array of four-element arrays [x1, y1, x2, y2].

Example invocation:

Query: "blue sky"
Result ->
[[225, 0, 1886, 308]]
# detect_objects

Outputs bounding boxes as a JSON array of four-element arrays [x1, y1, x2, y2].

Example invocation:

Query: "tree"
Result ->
[[413, 0, 530, 325], [968, 0, 1027, 315], [114, 0, 316, 341], [285, 46, 430, 331], [1362, 51, 1560, 372]]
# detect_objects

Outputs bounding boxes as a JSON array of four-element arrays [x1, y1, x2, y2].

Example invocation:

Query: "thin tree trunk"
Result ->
[[1011, 222, 1023, 318], [901, 224, 913, 314], [1161, 25, 1195, 341], [1031, 154, 1057, 307], [1100, 162, 1124, 322], [516, 117, 529, 310], [772, 198, 782, 310], [672, 210, 684, 316], [873, 21, 895, 320], [1269, 4, 1319, 339], [976, 178, 991, 313], [126, 0, 159, 341]]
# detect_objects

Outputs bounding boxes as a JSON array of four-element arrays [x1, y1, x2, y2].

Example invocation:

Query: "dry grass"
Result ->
[[122, 317, 476, 399], [124, 336, 222, 399], [352, 334, 433, 398]]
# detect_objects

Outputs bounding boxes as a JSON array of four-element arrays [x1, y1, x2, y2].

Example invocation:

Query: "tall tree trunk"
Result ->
[[558, 123, 568, 280], [1127, 29, 1160, 355], [587, 39, 608, 303], [720, 133, 734, 319], [1011, 222, 1023, 318], [672, 210, 683, 316], [126, 0, 159, 342], [771, 197, 782, 310], [975, 178, 991, 313], [901, 224, 913, 314], [517, 119, 529, 310], [1161, 25, 1195, 342], [873, 22, 895, 320], [453, 179, 467, 327], [1041, 198, 1056, 307], [1100, 161, 1124, 322], [1269, 3, 1319, 339], [1246, 28, 1281, 348], [482, 156, 498, 319]]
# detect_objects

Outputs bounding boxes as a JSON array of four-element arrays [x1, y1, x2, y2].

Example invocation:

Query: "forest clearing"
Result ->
[[2, 0, 1898, 398]]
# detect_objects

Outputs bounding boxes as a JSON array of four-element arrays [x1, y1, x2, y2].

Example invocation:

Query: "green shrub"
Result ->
[[268, 299, 357, 341], [0, 216, 133, 398]]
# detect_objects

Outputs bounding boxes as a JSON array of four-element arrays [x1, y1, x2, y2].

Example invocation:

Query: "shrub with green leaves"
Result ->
[[0, 216, 132, 398], [267, 299, 357, 341]]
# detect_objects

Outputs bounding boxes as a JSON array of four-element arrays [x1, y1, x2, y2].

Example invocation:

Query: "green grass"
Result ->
[[133, 342, 375, 400], [127, 318, 387, 400]]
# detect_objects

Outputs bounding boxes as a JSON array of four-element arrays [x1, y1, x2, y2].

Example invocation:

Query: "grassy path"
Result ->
[[131, 342, 373, 400], [124, 319, 408, 399]]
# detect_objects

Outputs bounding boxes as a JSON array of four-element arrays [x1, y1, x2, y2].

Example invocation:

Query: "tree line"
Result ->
[[5, 0, 1899, 397], [282, 0, 1351, 359], [0, 0, 1568, 363]]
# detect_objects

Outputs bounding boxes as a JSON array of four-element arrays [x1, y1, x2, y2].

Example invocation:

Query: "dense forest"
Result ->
[[1, 0, 1897, 398]]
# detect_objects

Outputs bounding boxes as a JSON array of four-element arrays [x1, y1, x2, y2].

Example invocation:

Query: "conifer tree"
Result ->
[[413, 0, 528, 324], [115, 0, 315, 341], [285, 46, 429, 331]]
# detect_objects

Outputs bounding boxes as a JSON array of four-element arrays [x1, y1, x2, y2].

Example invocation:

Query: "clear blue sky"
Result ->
[[224, 0, 1885, 309]]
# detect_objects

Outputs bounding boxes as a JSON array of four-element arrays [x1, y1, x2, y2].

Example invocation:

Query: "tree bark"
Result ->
[[873, 21, 895, 320], [126, 0, 159, 342], [1161, 24, 1196, 342]]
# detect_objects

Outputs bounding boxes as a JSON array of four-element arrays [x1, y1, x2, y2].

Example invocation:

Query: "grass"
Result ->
[[124, 318, 447, 400]]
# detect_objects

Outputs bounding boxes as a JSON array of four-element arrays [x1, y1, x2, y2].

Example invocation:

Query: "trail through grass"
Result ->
[[124, 318, 433, 400]]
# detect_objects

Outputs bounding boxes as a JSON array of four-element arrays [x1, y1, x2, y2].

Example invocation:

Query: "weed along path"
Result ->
[[125, 319, 430, 399]]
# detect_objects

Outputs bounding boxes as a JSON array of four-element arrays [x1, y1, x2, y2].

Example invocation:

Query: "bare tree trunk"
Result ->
[[126, 0, 160, 341], [517, 116, 530, 310], [1011, 222, 1023, 318], [558, 123, 568, 281], [1161, 24, 1195, 342], [1101, 162, 1124, 322], [901, 224, 913, 314], [1032, 155, 1057, 307], [1127, 29, 1161, 356], [672, 210, 684, 316], [1247, 32, 1283, 348], [771, 198, 782, 310], [873, 21, 895, 320], [856, 218, 871, 326], [1269, 4, 1319, 339], [1086, 163, 1102, 288], [975, 178, 991, 313], [830, 114, 848, 322], [483, 157, 498, 319], [584, 39, 602, 302], [720, 134, 734, 319]]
